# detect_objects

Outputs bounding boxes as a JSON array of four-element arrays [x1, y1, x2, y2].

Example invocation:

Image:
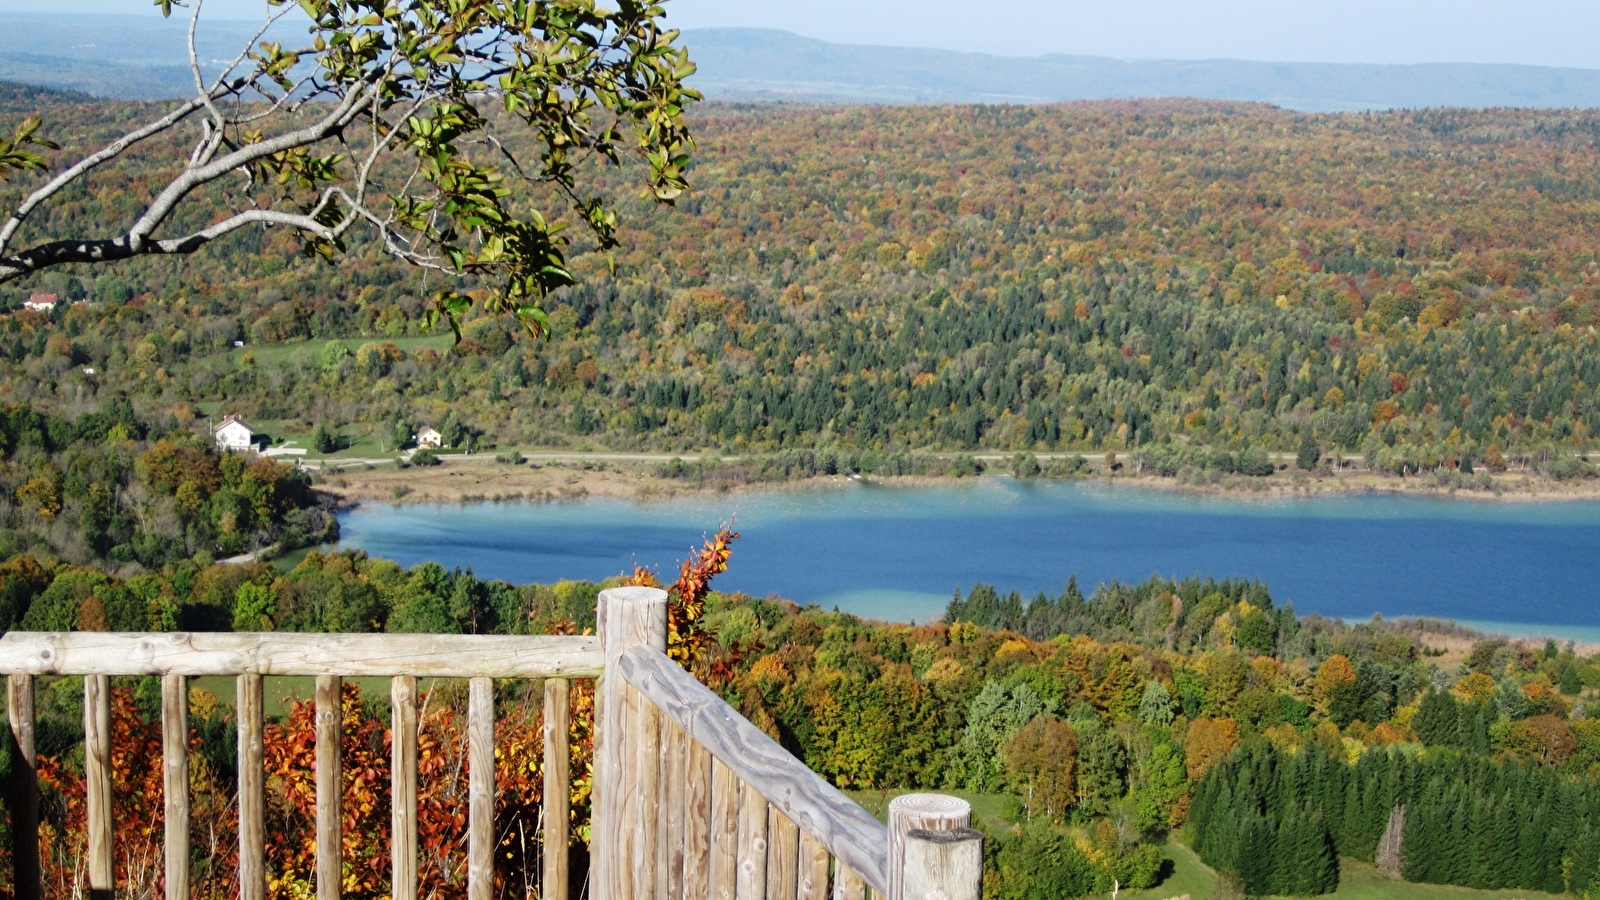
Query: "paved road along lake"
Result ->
[[337, 478, 1600, 640]]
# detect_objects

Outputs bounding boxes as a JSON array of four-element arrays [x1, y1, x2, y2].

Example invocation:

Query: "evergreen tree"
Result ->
[[1561, 661, 1584, 696], [1297, 430, 1321, 470], [1137, 681, 1175, 726], [1414, 689, 1460, 746], [312, 422, 338, 453]]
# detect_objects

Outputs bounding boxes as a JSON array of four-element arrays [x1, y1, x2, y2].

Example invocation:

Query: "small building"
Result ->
[[213, 415, 256, 452], [415, 427, 444, 449], [23, 293, 58, 312]]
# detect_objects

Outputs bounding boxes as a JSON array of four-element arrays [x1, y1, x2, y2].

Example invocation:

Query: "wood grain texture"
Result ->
[[660, 719, 688, 900], [617, 646, 889, 895], [162, 674, 190, 900], [709, 758, 740, 900], [735, 783, 768, 900], [7, 674, 41, 900], [391, 676, 419, 900], [0, 631, 602, 678], [886, 794, 969, 900], [542, 678, 570, 900], [683, 738, 714, 900], [315, 675, 342, 900], [900, 830, 982, 900], [831, 866, 865, 900], [238, 674, 265, 900], [798, 833, 829, 900], [634, 692, 663, 900], [593, 586, 668, 900], [84, 674, 112, 900], [468, 678, 494, 900], [765, 807, 799, 900]]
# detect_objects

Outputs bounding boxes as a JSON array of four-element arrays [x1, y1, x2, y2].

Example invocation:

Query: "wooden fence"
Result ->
[[0, 587, 980, 900]]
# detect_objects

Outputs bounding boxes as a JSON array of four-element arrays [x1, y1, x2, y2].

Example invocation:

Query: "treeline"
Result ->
[[0, 401, 333, 570], [1190, 743, 1600, 895], [7, 100, 1600, 469], [0, 549, 603, 637], [944, 576, 1284, 653], [652, 448, 990, 487]]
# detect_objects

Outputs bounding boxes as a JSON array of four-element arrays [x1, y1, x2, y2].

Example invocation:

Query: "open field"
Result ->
[[845, 789, 1017, 830], [1122, 841, 1572, 900]]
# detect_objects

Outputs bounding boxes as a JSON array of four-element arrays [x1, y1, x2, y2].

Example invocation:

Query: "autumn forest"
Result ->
[[5, 74, 1600, 900]]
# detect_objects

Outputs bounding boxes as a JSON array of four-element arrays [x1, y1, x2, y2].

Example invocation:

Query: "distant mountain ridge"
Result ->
[[3, 14, 1600, 111], [685, 28, 1600, 112]]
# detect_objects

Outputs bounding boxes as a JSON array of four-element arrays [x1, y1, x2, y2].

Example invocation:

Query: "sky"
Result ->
[[3, 0, 1598, 70]]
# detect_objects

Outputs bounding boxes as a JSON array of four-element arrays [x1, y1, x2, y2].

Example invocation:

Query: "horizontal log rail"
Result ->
[[617, 644, 890, 893], [0, 631, 604, 677], [1, 631, 597, 900]]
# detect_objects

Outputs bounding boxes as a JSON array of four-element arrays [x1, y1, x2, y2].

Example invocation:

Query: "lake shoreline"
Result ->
[[311, 452, 1600, 510]]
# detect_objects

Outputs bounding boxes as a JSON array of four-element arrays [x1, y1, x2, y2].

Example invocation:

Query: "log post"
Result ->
[[542, 678, 571, 900], [7, 674, 40, 900], [315, 675, 342, 900], [592, 586, 668, 900], [708, 758, 740, 900], [467, 677, 495, 900], [238, 674, 265, 900], [84, 674, 113, 900], [161, 674, 190, 900], [900, 829, 983, 900], [391, 676, 419, 900], [886, 794, 971, 900]]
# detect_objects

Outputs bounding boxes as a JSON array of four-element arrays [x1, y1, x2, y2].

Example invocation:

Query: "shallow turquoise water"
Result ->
[[337, 478, 1600, 638]]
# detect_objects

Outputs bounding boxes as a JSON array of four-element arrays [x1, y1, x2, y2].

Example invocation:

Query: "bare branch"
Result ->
[[0, 94, 220, 256]]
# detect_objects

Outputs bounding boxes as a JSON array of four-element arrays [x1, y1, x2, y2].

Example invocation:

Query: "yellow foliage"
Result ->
[[1453, 672, 1498, 704]]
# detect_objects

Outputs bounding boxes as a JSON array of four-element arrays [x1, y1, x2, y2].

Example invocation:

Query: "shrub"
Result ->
[[411, 449, 441, 467]]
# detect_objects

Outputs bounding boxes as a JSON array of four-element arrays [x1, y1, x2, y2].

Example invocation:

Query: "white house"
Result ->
[[415, 427, 444, 449], [23, 293, 58, 312], [213, 415, 256, 451]]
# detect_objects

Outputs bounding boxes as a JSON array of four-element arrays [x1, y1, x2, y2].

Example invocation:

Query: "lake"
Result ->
[[337, 478, 1600, 640]]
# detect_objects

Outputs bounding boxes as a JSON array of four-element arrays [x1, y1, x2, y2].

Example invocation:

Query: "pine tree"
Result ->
[[1297, 430, 1320, 470], [1561, 661, 1584, 696], [1304, 811, 1340, 894], [1414, 689, 1459, 746]]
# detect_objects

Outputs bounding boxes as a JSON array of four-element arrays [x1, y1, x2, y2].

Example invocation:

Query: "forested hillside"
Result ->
[[4, 539, 1600, 897], [3, 93, 1600, 471]]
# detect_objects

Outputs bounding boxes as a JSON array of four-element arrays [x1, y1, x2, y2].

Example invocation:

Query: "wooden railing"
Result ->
[[0, 588, 980, 900]]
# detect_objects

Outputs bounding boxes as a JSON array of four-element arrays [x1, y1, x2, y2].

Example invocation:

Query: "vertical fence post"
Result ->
[[84, 674, 113, 900], [592, 586, 668, 900], [7, 674, 41, 900], [238, 674, 265, 900], [900, 829, 983, 900], [315, 675, 343, 900], [391, 675, 419, 900], [542, 678, 571, 900], [161, 674, 190, 900], [886, 794, 971, 900], [467, 677, 495, 900]]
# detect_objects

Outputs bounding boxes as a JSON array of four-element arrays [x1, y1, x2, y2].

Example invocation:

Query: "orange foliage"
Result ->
[[1184, 717, 1240, 781], [1313, 654, 1357, 702], [627, 526, 743, 686]]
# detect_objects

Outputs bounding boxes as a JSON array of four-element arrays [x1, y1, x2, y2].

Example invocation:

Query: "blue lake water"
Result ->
[[336, 478, 1600, 640]]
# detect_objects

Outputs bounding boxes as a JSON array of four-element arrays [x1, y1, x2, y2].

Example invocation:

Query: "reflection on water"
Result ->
[[337, 478, 1600, 637]]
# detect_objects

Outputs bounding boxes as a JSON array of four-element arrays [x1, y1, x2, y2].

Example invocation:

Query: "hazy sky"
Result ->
[[4, 0, 1598, 69]]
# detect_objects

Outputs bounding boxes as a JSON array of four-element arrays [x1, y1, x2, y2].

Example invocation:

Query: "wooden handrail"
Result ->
[[0, 631, 603, 677], [1, 631, 596, 900], [616, 643, 892, 895], [1, 615, 982, 900]]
